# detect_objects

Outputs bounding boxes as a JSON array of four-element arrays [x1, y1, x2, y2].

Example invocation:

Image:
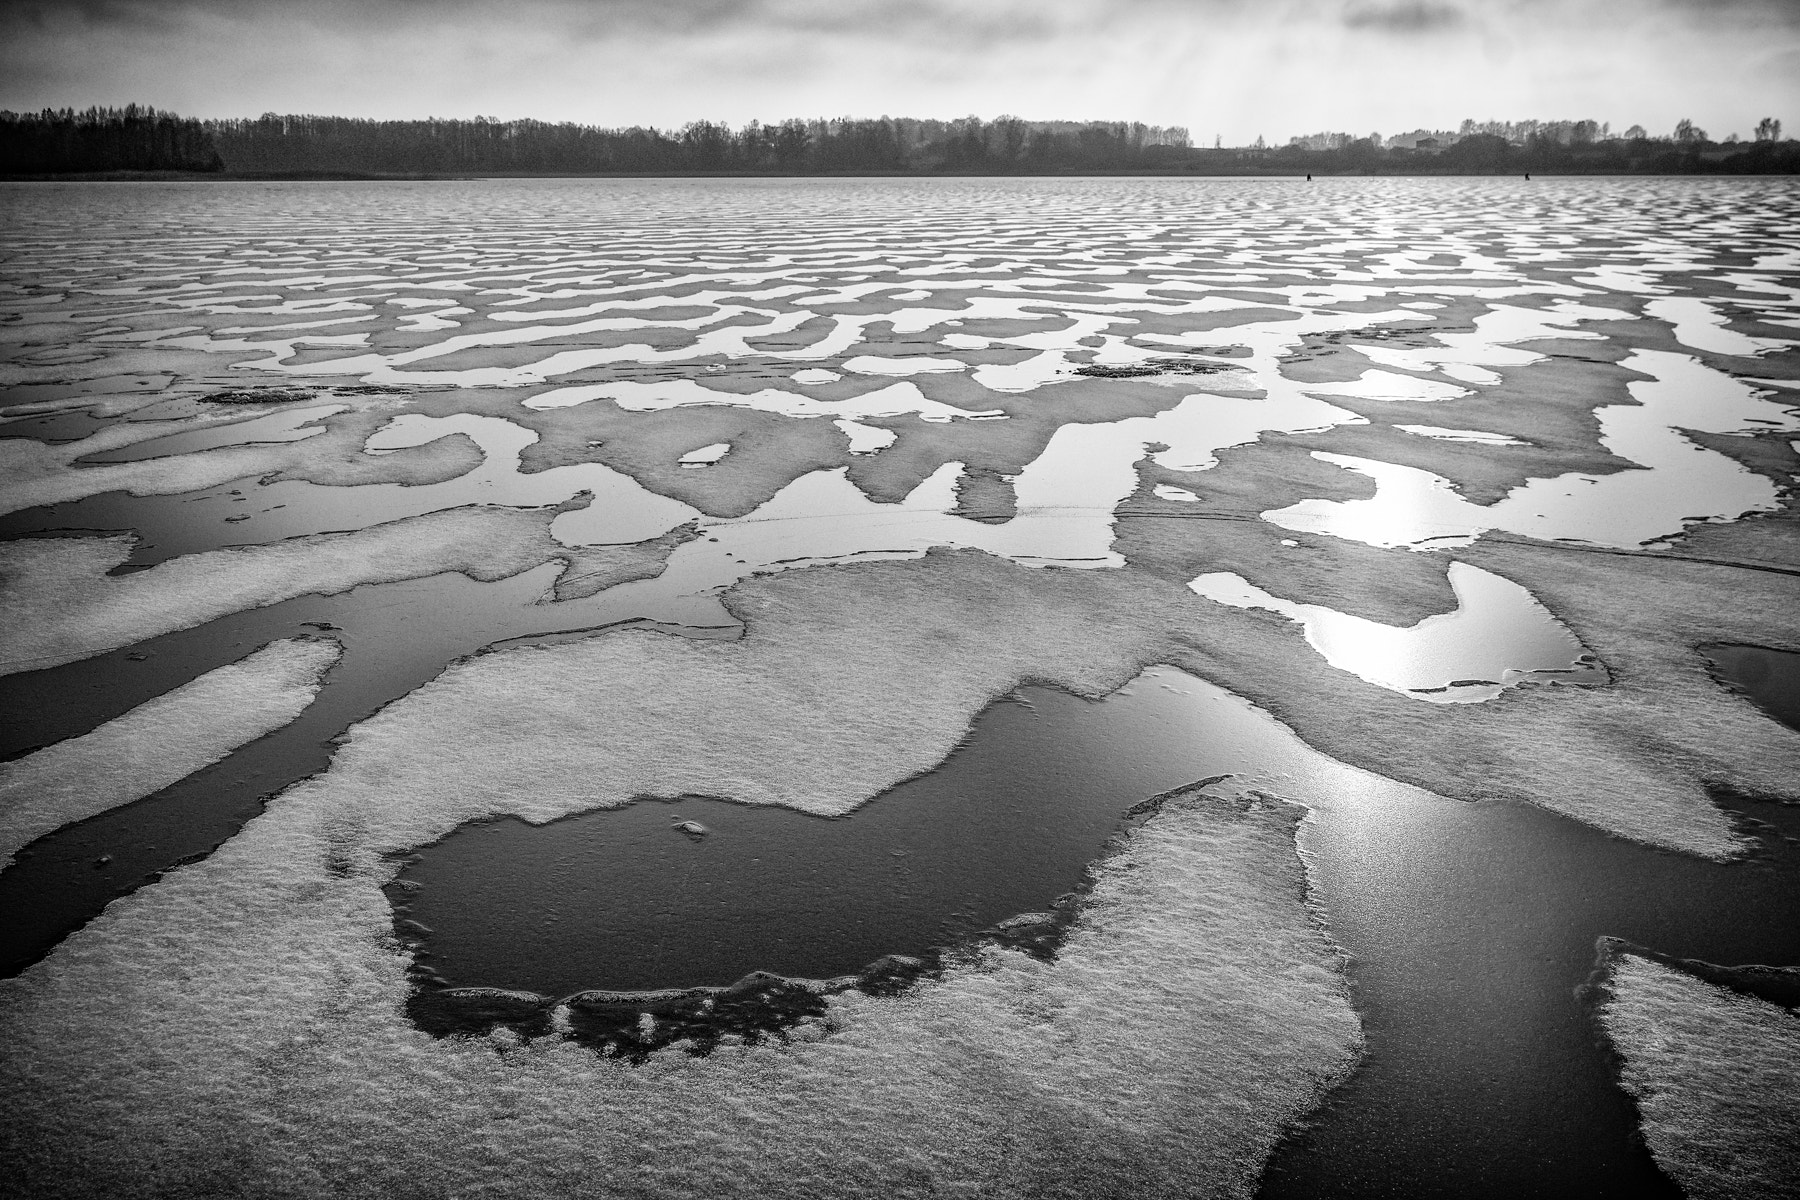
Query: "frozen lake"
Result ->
[[2, 176, 1798, 1199]]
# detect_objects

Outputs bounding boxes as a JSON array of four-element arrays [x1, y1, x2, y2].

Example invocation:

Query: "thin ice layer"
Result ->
[[0, 637, 340, 868], [1596, 950, 1800, 1200]]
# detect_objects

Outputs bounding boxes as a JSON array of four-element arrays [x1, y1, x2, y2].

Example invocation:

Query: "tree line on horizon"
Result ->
[[201, 113, 1196, 175], [0, 105, 222, 174], [2, 106, 1795, 177], [1291, 115, 1786, 154]]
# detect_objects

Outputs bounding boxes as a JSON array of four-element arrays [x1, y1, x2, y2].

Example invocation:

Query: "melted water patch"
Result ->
[[1703, 643, 1800, 731], [1187, 560, 1606, 702], [1265, 351, 1800, 550], [389, 672, 1277, 1050]]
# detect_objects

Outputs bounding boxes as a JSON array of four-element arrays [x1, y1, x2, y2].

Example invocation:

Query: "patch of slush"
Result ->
[[526, 377, 1003, 423], [71, 403, 344, 462], [358, 413, 699, 546], [1153, 484, 1199, 503], [1266, 351, 1800, 549], [0, 404, 484, 518], [1150, 501, 1799, 856], [0, 503, 678, 675], [1343, 301, 1620, 374], [0, 637, 339, 868], [1644, 297, 1791, 358], [1187, 561, 1600, 703], [539, 377, 1369, 586], [1596, 949, 1800, 1200]]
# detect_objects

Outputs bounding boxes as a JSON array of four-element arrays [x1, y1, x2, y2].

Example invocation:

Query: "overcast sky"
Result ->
[[1, 0, 1795, 143]]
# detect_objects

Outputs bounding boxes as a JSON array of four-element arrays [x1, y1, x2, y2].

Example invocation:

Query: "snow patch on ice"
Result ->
[[1598, 949, 1800, 1200], [0, 637, 340, 867]]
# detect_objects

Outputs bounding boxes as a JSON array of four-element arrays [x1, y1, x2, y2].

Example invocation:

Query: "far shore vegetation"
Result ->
[[2, 105, 1795, 179]]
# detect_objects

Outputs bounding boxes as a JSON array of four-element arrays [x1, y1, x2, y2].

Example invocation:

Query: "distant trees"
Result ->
[[1456, 117, 1605, 146], [2, 105, 1793, 178], [1440, 133, 1513, 169], [0, 106, 222, 174], [192, 113, 1193, 176]]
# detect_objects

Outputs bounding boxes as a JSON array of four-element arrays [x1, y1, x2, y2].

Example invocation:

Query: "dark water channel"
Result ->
[[0, 474, 460, 571], [396, 665, 1800, 1200], [1703, 642, 1800, 731], [0, 567, 735, 978]]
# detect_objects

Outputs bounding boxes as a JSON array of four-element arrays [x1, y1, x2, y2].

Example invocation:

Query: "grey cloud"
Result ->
[[0, 0, 1060, 41], [1342, 0, 1469, 33]]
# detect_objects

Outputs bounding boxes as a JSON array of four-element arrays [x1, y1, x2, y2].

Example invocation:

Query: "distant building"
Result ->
[[1384, 129, 1457, 151], [1414, 137, 1441, 152]]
